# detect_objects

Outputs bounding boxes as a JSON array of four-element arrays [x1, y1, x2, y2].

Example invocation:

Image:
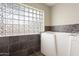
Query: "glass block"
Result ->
[[0, 21, 4, 27], [25, 8, 28, 12], [40, 12, 43, 15], [6, 8, 13, 14], [13, 24, 19, 35], [36, 26, 39, 29], [36, 22, 40, 26], [0, 3, 2, 9], [6, 8, 9, 13], [19, 24, 25, 34], [6, 3, 13, 9], [6, 13, 10, 18], [0, 27, 2, 35], [13, 14, 18, 19], [0, 24, 5, 30], [33, 14, 36, 18], [37, 11, 40, 14], [2, 3, 6, 6], [40, 15, 43, 18], [25, 17, 28, 20], [13, 9, 19, 15], [29, 13, 32, 17], [0, 8, 1, 12], [37, 29, 40, 33], [0, 18, 1, 21], [3, 6, 6, 12], [13, 20, 18, 24], [19, 11, 25, 16], [25, 25, 29, 33], [25, 21, 28, 25], [37, 18, 40, 21], [1, 30, 6, 36], [28, 27, 32, 33], [6, 13, 13, 19], [33, 10, 36, 13], [2, 12, 6, 18], [19, 5, 25, 11], [29, 17, 32, 21], [28, 22, 33, 32], [1, 24, 6, 35], [29, 9, 33, 12], [29, 28, 33, 33], [40, 27, 44, 32], [35, 29, 38, 33], [25, 12, 28, 16], [0, 12, 2, 17], [0, 3, 44, 35], [32, 22, 35, 25], [6, 19, 13, 24], [33, 18, 36, 21], [19, 21, 24, 24], [40, 19, 43, 22], [19, 15, 24, 20], [3, 19, 6, 24], [6, 25, 12, 35], [13, 3, 19, 10], [30, 21, 33, 26], [37, 15, 40, 18]]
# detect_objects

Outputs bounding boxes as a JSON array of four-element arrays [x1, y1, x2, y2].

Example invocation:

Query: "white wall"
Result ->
[[52, 3, 79, 26], [25, 3, 51, 26]]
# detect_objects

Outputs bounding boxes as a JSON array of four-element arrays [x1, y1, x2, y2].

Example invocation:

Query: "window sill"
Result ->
[[0, 33, 41, 37]]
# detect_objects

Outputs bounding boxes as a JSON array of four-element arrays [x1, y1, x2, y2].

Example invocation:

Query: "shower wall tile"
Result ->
[[0, 46, 9, 53], [0, 34, 40, 56], [9, 34, 40, 56], [45, 24, 79, 33], [9, 43, 21, 53], [0, 37, 9, 56], [0, 37, 9, 54], [0, 37, 9, 47], [51, 24, 79, 33], [45, 26, 52, 31], [9, 36, 19, 45], [19, 35, 30, 43]]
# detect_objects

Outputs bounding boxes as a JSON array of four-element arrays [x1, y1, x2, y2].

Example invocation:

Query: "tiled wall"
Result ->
[[45, 24, 79, 33], [1, 24, 79, 56], [0, 37, 9, 56], [0, 34, 40, 56], [45, 26, 52, 31]]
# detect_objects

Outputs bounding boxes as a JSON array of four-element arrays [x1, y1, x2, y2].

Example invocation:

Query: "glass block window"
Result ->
[[0, 3, 44, 36]]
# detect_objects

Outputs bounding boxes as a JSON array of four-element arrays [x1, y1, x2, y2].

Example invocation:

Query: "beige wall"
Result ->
[[24, 3, 51, 26], [52, 3, 79, 26]]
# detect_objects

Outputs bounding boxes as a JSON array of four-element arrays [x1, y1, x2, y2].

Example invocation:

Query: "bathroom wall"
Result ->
[[45, 3, 79, 32], [52, 3, 79, 26]]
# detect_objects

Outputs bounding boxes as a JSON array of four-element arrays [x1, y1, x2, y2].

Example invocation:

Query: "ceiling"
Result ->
[[45, 3, 56, 6]]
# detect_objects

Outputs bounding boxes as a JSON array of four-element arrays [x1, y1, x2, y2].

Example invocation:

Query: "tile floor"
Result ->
[[29, 51, 44, 56]]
